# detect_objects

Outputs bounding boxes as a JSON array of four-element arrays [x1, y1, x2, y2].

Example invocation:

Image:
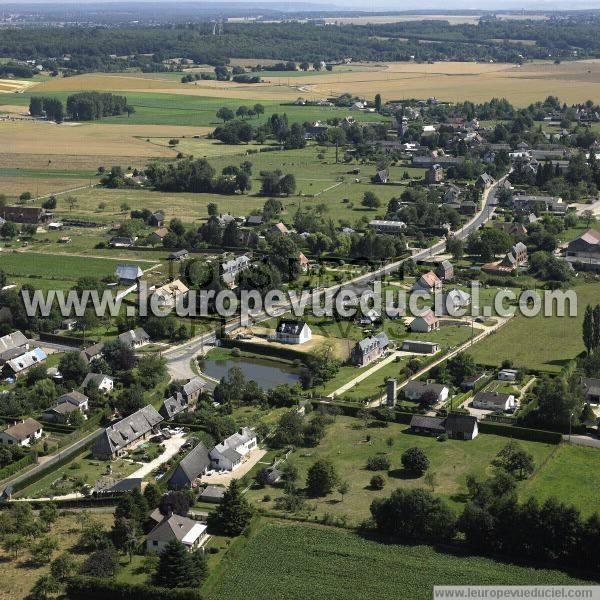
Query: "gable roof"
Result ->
[[183, 377, 206, 398], [415, 309, 438, 326], [118, 327, 150, 346], [356, 332, 389, 353], [582, 378, 600, 397], [81, 372, 113, 389], [160, 392, 187, 420], [276, 319, 307, 336], [445, 413, 478, 434], [146, 514, 207, 545], [58, 390, 88, 406], [573, 228, 600, 247], [272, 222, 289, 234], [473, 391, 512, 407], [2, 418, 42, 441], [168, 441, 211, 488], [419, 271, 441, 288], [0, 331, 28, 354], [93, 405, 163, 456], [80, 342, 104, 362], [410, 415, 445, 431], [6, 347, 47, 373], [115, 264, 143, 280], [405, 380, 447, 397]]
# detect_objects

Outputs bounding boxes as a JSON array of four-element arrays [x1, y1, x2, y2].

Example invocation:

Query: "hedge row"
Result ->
[[477, 421, 562, 444], [66, 577, 202, 600], [0, 453, 35, 481]]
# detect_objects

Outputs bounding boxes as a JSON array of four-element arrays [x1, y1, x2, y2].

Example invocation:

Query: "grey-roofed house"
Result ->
[[0, 418, 43, 446], [146, 514, 208, 554], [159, 392, 188, 420], [42, 401, 81, 423], [81, 372, 114, 393], [168, 442, 211, 489], [401, 340, 440, 354], [0, 331, 28, 355], [404, 381, 449, 404], [168, 249, 189, 261], [115, 264, 143, 284], [373, 169, 389, 184], [246, 214, 264, 226], [198, 485, 226, 503], [80, 342, 104, 364], [92, 405, 163, 460], [182, 377, 206, 404], [350, 332, 389, 367], [436, 260, 454, 281], [221, 254, 251, 288], [118, 327, 150, 349], [472, 391, 516, 412]]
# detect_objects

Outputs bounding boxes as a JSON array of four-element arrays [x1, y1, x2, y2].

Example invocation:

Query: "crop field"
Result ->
[[469, 282, 600, 373], [0, 174, 92, 199], [205, 522, 590, 600], [244, 416, 556, 522]]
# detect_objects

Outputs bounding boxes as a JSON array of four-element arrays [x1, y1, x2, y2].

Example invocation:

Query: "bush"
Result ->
[[365, 456, 391, 471], [66, 577, 201, 600], [370, 475, 385, 490]]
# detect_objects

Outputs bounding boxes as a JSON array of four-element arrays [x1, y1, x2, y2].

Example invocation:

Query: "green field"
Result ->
[[469, 283, 600, 373], [521, 444, 600, 517], [1, 91, 388, 127], [205, 522, 592, 600], [245, 416, 556, 522], [0, 251, 150, 282]]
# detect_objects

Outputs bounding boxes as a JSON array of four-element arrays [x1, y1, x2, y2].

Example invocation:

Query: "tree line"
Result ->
[[29, 92, 132, 122]]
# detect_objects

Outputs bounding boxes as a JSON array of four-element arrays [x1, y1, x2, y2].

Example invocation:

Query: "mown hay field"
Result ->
[[205, 522, 591, 600], [23, 60, 600, 105]]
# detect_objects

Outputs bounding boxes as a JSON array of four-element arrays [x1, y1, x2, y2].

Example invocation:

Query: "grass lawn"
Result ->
[[15, 452, 137, 499], [246, 416, 556, 523], [204, 521, 593, 600], [469, 282, 600, 373], [520, 444, 600, 517]]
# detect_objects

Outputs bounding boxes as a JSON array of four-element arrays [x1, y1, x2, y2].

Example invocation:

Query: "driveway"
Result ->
[[125, 432, 187, 480], [200, 447, 267, 486]]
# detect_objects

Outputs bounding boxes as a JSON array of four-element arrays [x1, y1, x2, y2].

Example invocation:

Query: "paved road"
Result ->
[[563, 434, 600, 448]]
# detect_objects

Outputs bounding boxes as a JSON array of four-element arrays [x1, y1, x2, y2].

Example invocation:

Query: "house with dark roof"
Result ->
[[476, 173, 495, 190], [373, 169, 389, 184], [81, 372, 114, 393], [246, 214, 264, 226], [350, 332, 389, 367], [435, 260, 454, 281], [275, 319, 312, 344], [182, 377, 206, 404], [168, 249, 189, 261], [118, 327, 150, 349], [404, 381, 449, 404], [109, 236, 136, 248], [425, 164, 444, 185], [401, 340, 440, 354], [146, 514, 208, 554], [445, 413, 478, 440], [0, 418, 43, 446], [115, 264, 143, 284], [409, 415, 446, 436], [168, 442, 211, 489], [149, 210, 165, 227], [92, 405, 163, 460], [566, 229, 600, 271], [472, 391, 516, 412], [79, 342, 104, 364], [0, 206, 48, 224], [582, 378, 600, 404], [159, 392, 188, 420]]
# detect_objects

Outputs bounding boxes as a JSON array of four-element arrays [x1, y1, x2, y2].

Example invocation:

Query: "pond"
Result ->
[[199, 355, 301, 390]]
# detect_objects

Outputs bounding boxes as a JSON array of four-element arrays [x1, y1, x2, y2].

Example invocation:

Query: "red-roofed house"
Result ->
[[412, 271, 442, 293]]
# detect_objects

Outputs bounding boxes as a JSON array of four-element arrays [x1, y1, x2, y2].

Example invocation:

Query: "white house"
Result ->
[[118, 327, 150, 348], [209, 427, 257, 472], [472, 391, 516, 412], [0, 418, 43, 446], [275, 319, 312, 345], [404, 381, 449, 404], [498, 369, 519, 382], [81, 372, 114, 393], [410, 310, 440, 333], [146, 514, 208, 554], [57, 390, 89, 412]]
